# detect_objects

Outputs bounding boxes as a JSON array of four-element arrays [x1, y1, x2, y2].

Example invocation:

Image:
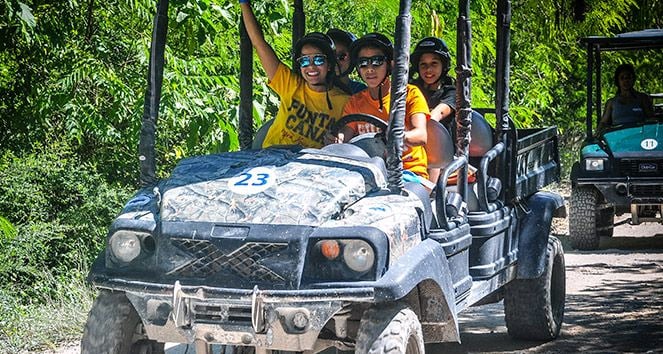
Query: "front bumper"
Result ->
[[97, 278, 375, 351], [576, 177, 663, 206]]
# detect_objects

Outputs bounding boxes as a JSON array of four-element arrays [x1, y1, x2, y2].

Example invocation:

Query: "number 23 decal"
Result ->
[[234, 172, 270, 186], [228, 167, 276, 194]]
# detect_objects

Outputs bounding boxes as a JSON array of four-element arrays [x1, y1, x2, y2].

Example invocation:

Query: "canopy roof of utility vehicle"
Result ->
[[580, 29, 663, 51]]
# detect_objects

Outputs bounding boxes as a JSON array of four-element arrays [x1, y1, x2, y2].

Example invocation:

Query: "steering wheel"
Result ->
[[328, 113, 389, 158], [329, 113, 389, 136]]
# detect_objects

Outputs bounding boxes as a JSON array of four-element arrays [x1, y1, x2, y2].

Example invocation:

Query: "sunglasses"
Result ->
[[296, 54, 327, 68], [337, 52, 348, 61], [357, 55, 387, 69]]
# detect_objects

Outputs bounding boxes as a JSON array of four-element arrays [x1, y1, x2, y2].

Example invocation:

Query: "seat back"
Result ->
[[429, 111, 493, 161], [469, 111, 493, 157], [425, 119, 455, 169], [251, 119, 274, 149]]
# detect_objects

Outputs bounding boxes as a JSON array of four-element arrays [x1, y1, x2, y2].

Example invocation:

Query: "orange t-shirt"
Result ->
[[342, 84, 430, 179]]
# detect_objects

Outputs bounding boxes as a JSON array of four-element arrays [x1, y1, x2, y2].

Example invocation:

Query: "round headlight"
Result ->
[[110, 231, 142, 263], [585, 158, 604, 171], [342, 240, 375, 273]]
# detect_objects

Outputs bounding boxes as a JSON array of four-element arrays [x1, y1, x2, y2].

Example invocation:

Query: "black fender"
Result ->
[[517, 191, 565, 279], [373, 238, 460, 341], [373, 239, 455, 302], [570, 161, 580, 184]]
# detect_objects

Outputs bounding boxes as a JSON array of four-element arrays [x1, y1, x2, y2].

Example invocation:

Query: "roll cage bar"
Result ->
[[138, 0, 516, 201], [579, 29, 663, 139]]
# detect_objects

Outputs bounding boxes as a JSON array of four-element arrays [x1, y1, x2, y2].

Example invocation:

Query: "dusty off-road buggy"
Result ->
[[81, 0, 567, 353], [569, 29, 663, 250]]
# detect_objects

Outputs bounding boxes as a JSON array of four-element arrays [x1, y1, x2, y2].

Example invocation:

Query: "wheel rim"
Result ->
[[406, 333, 422, 354]]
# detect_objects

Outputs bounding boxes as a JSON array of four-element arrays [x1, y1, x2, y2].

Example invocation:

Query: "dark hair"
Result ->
[[613, 63, 636, 94]]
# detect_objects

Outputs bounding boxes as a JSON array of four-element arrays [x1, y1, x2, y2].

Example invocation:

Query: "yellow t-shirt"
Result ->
[[342, 84, 430, 179], [263, 64, 350, 148]]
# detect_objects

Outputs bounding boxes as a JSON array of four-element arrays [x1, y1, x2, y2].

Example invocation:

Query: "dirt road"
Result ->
[[47, 215, 663, 354], [428, 216, 663, 354], [429, 238, 663, 353]]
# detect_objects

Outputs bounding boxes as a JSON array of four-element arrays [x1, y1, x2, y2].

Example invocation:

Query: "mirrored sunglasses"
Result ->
[[296, 54, 327, 68], [357, 55, 387, 69]]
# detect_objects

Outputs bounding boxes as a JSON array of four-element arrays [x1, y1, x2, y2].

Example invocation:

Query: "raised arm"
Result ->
[[240, 2, 281, 80]]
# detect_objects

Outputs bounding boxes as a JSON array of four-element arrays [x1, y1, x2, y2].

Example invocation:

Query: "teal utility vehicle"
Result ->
[[569, 30, 663, 250]]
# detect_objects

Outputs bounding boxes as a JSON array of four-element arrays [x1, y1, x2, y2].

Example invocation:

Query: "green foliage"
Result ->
[[0, 0, 36, 43], [1, 0, 253, 183], [0, 142, 131, 303]]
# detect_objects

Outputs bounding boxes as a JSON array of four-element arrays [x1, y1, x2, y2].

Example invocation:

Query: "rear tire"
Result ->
[[504, 237, 565, 341], [569, 186, 601, 250], [356, 303, 424, 354], [81, 290, 164, 354]]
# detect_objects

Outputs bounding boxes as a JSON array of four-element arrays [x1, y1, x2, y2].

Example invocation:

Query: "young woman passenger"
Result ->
[[334, 33, 430, 181], [409, 36, 458, 184], [326, 28, 367, 94], [410, 36, 456, 130], [240, 1, 349, 148]]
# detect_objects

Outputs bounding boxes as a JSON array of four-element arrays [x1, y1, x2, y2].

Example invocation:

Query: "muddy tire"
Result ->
[[81, 290, 164, 354], [356, 303, 424, 354], [569, 186, 601, 250], [504, 236, 565, 341]]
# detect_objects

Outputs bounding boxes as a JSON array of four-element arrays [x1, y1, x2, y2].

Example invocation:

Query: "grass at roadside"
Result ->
[[0, 271, 95, 354]]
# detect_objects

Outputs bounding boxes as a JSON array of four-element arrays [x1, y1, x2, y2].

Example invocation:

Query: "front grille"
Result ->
[[192, 302, 252, 325], [170, 239, 288, 282], [630, 185, 663, 198], [618, 159, 663, 176]]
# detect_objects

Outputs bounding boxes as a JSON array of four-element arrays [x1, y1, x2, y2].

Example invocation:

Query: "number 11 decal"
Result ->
[[228, 167, 276, 194]]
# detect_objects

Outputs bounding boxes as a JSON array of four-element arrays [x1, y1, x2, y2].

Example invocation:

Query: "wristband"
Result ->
[[239, 0, 249, 4]]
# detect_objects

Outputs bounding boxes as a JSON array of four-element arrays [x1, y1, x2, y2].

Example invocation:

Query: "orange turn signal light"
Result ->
[[319, 240, 340, 260]]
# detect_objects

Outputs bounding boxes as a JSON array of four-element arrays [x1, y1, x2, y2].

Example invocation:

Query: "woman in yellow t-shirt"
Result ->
[[335, 33, 430, 180], [240, 1, 349, 148]]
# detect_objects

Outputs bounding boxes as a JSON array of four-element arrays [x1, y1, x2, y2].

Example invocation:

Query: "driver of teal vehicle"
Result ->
[[597, 63, 654, 135]]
